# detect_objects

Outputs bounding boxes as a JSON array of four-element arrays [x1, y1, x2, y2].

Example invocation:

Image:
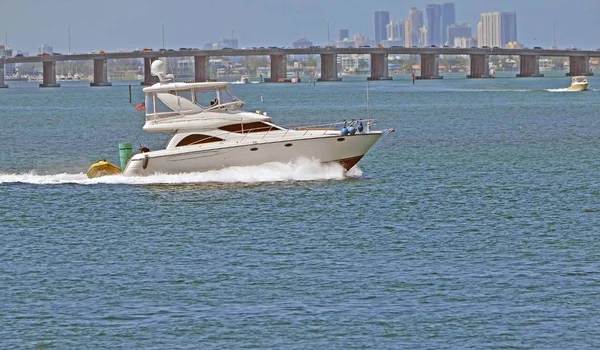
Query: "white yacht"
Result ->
[[88, 60, 385, 177]]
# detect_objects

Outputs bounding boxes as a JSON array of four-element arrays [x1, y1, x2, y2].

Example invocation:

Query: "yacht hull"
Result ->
[[567, 83, 588, 91], [122, 133, 382, 176]]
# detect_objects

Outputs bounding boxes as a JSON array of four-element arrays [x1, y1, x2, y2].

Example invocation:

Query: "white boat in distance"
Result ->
[[567, 76, 589, 91], [118, 60, 385, 177]]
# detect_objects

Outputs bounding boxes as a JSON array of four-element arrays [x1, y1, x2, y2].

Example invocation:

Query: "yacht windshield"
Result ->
[[218, 89, 239, 104], [195, 90, 219, 108], [194, 88, 242, 108]]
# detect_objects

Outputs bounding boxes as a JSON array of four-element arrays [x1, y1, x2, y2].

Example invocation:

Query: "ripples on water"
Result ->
[[1, 74, 599, 349]]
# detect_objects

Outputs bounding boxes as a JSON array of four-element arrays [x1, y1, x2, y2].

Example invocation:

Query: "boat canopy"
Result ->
[[142, 81, 231, 93], [144, 81, 244, 117]]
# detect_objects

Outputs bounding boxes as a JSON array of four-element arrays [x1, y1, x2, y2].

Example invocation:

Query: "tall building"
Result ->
[[0, 45, 12, 57], [222, 38, 238, 49], [292, 37, 313, 48], [386, 19, 403, 41], [454, 36, 476, 48], [404, 19, 412, 47], [501, 12, 517, 46], [38, 44, 53, 54], [477, 12, 517, 48], [447, 24, 471, 48], [374, 11, 390, 45], [420, 27, 429, 47], [339, 29, 349, 41], [426, 4, 442, 46], [384, 19, 404, 47], [407, 7, 423, 47], [0, 45, 15, 76], [441, 3, 456, 45]]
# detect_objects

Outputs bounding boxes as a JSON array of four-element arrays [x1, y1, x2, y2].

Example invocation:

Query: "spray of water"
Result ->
[[545, 88, 577, 92], [0, 158, 361, 185]]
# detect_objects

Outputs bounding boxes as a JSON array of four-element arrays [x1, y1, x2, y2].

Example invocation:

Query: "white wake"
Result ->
[[545, 88, 576, 92], [0, 158, 361, 185]]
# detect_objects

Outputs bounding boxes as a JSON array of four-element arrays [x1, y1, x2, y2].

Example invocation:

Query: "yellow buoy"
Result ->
[[87, 159, 121, 179]]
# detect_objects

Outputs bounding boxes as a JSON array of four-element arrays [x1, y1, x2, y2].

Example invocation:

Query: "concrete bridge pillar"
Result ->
[[318, 54, 341, 82], [368, 53, 392, 81], [467, 54, 491, 78], [0, 62, 8, 88], [194, 56, 210, 82], [418, 54, 442, 79], [40, 61, 60, 87], [141, 57, 160, 86], [90, 58, 112, 86], [266, 55, 286, 82], [566, 56, 593, 76], [517, 55, 543, 77]]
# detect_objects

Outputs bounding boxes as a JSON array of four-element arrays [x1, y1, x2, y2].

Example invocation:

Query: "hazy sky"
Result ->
[[2, 0, 599, 53]]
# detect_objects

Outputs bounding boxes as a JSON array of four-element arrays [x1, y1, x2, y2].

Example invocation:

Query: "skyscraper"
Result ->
[[477, 12, 517, 48], [426, 4, 442, 46], [386, 20, 403, 40], [38, 44, 53, 55], [447, 23, 471, 48], [0, 45, 15, 76], [374, 11, 390, 45], [441, 3, 456, 45], [500, 12, 517, 46], [404, 19, 412, 47], [407, 7, 423, 47], [384, 19, 404, 46], [339, 29, 349, 41]]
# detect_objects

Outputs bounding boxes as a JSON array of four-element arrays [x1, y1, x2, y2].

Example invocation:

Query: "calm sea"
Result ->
[[1, 72, 599, 349]]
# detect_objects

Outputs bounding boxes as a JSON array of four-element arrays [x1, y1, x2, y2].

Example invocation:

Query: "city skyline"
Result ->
[[2, 0, 599, 54]]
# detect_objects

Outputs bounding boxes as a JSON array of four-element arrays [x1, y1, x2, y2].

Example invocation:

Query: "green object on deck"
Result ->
[[119, 142, 133, 171]]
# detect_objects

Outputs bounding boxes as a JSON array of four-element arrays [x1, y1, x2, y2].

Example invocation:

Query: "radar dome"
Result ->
[[149, 60, 173, 82], [150, 60, 166, 77]]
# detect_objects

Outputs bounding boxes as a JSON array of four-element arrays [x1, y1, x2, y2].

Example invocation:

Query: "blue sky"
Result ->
[[3, 0, 599, 53]]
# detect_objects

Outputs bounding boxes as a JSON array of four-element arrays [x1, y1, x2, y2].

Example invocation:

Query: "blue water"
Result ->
[[1, 72, 599, 349]]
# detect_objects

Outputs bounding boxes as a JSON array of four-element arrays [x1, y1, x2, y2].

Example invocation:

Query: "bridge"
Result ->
[[1, 47, 599, 88]]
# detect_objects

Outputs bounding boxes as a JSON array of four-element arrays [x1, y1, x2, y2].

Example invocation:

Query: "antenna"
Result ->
[[553, 21, 556, 48], [4, 31, 7, 47], [68, 25, 71, 54], [326, 20, 330, 46], [366, 80, 370, 119], [161, 23, 165, 50]]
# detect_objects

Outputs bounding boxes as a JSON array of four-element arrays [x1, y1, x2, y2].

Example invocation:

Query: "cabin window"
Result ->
[[176, 134, 223, 147], [219, 122, 273, 133]]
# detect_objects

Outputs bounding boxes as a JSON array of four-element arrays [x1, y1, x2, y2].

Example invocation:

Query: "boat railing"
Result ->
[[287, 119, 376, 135], [182, 119, 376, 147], [145, 111, 186, 122]]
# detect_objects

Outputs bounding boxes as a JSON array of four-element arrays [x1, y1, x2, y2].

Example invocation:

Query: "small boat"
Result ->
[[240, 75, 249, 84], [567, 76, 589, 91], [87, 159, 121, 178]]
